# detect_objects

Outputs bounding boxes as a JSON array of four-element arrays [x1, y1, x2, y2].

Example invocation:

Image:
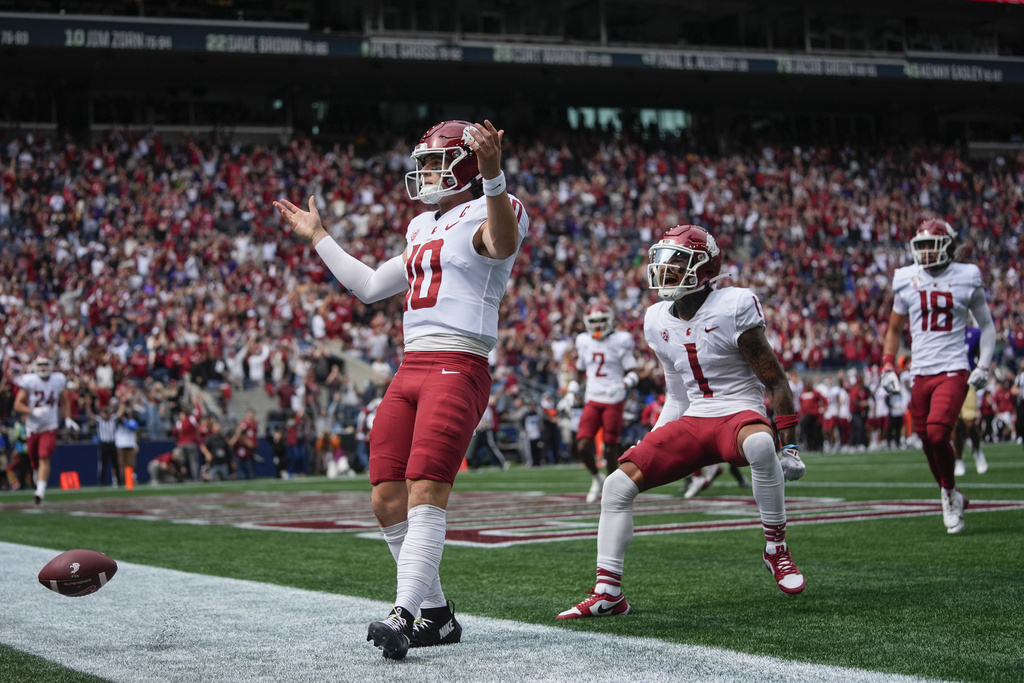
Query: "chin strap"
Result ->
[[676, 272, 734, 299], [707, 271, 734, 286]]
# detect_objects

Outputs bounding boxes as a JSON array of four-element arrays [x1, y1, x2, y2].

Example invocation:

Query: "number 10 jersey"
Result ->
[[402, 193, 529, 350]]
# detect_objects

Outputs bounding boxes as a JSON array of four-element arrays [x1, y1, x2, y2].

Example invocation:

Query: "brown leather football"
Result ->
[[38, 549, 118, 597]]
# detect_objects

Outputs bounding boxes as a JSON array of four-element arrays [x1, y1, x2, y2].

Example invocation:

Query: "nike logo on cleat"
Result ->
[[596, 603, 618, 615], [441, 369, 461, 375], [438, 620, 455, 638]]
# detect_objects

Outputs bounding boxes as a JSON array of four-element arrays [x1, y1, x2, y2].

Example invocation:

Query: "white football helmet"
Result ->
[[34, 355, 53, 381], [911, 219, 957, 269], [583, 303, 613, 338]]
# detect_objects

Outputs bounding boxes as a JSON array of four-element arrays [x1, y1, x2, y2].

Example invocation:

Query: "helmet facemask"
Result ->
[[405, 148, 470, 204], [910, 233, 953, 269], [584, 310, 613, 338], [404, 123, 479, 205], [35, 356, 53, 381], [648, 244, 713, 301]]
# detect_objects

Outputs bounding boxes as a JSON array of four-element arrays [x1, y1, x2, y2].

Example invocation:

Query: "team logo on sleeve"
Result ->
[[661, 329, 670, 342]]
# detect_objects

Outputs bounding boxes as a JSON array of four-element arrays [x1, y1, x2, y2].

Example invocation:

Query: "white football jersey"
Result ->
[[818, 384, 837, 419], [16, 372, 67, 436], [835, 387, 851, 420], [891, 262, 987, 376], [575, 330, 638, 405], [643, 287, 768, 418], [872, 385, 890, 419], [402, 193, 529, 349]]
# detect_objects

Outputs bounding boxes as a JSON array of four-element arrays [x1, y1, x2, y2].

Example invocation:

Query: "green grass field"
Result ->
[[2, 444, 1023, 682]]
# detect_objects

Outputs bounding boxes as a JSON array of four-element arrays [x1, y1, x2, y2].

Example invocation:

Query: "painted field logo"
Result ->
[[16, 491, 1022, 548]]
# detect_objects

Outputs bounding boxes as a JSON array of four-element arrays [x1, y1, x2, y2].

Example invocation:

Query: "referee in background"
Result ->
[[95, 399, 121, 487]]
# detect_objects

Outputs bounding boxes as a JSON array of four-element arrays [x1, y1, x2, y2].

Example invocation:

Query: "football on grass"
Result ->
[[38, 549, 118, 597]]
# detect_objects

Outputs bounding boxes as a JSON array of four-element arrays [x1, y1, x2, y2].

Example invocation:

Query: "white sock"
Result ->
[[381, 520, 407, 564], [395, 505, 447, 615], [743, 431, 786, 538], [595, 469, 639, 588], [382, 518, 447, 612], [35, 480, 47, 498]]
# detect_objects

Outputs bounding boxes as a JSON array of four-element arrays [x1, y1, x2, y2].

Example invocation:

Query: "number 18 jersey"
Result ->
[[891, 262, 986, 376], [644, 287, 767, 418]]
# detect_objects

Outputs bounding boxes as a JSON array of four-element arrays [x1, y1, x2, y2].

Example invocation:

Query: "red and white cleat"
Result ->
[[556, 591, 631, 620], [763, 543, 805, 595]]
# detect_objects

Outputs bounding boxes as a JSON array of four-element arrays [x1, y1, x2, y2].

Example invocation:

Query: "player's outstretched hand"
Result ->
[[274, 196, 328, 246]]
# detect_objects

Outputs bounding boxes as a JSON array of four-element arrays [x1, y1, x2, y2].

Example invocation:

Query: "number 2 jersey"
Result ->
[[644, 287, 767, 419], [402, 193, 529, 351], [15, 372, 67, 436], [574, 330, 638, 405], [891, 262, 988, 376]]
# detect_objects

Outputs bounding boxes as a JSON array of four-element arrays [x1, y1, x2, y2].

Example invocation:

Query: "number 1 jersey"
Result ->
[[643, 287, 767, 418]]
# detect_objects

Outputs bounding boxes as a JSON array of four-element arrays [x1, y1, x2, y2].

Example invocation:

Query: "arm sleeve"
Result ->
[[970, 288, 996, 368], [314, 236, 409, 303]]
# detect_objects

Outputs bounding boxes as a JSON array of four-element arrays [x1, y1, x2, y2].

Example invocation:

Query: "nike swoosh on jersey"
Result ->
[[441, 369, 461, 375], [444, 222, 458, 231], [705, 326, 720, 333]]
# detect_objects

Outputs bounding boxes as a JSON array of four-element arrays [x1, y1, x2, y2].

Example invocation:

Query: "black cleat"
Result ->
[[409, 602, 462, 648], [367, 608, 412, 660], [34, 494, 42, 505]]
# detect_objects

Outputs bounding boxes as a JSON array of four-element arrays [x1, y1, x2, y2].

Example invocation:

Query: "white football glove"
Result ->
[[880, 370, 901, 395], [780, 445, 806, 481], [65, 417, 80, 432], [967, 367, 988, 390], [31, 406, 49, 418]]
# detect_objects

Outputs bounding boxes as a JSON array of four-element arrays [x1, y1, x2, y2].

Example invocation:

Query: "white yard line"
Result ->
[[0, 542, 947, 683]]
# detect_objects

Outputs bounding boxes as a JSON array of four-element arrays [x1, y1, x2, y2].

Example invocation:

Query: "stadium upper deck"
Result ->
[[0, 1, 1022, 146]]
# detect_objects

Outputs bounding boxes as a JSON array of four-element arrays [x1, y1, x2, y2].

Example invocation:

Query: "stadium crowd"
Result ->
[[1, 127, 1023, 479]]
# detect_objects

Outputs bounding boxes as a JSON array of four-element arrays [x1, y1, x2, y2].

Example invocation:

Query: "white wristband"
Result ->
[[482, 171, 507, 197]]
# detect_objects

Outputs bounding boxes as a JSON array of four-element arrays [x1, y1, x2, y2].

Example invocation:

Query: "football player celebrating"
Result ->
[[557, 225, 806, 621], [567, 301, 640, 503], [13, 355, 79, 504], [880, 219, 995, 534], [275, 120, 528, 660]]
